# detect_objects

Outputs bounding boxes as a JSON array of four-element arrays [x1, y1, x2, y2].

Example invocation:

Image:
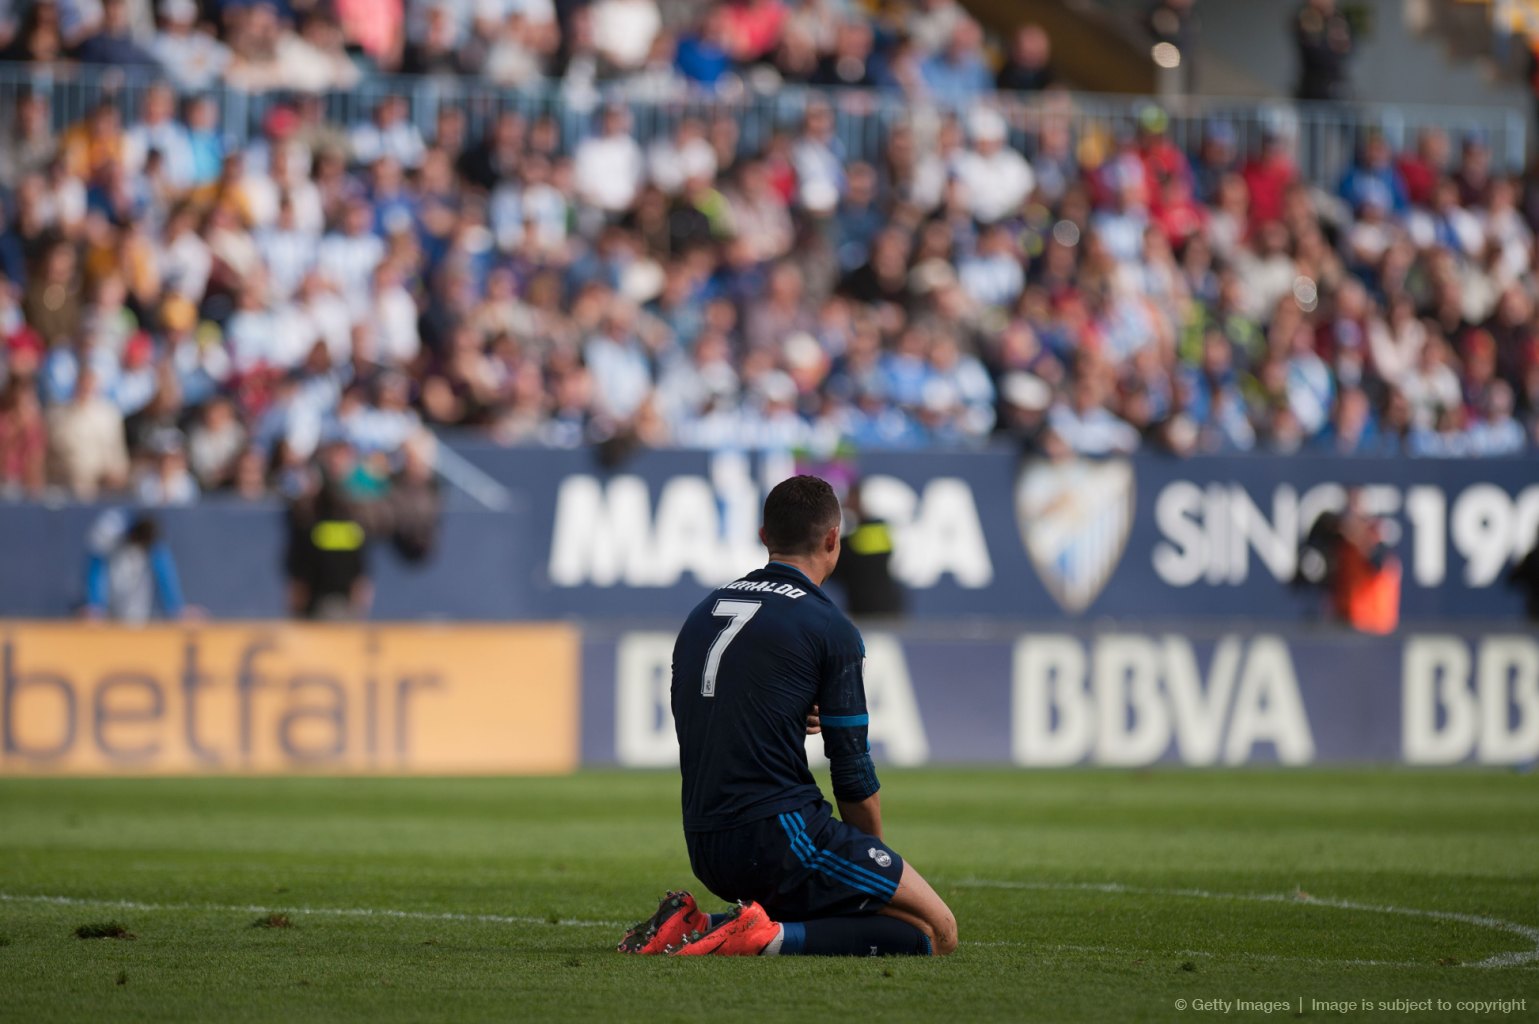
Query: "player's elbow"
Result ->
[[930, 907, 959, 956], [908, 902, 959, 956]]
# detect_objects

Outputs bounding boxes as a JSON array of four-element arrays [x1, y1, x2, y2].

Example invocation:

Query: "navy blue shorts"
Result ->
[[685, 799, 905, 921]]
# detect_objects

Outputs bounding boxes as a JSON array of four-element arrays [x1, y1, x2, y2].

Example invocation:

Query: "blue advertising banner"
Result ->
[[0, 446, 1534, 622], [453, 445, 1539, 623], [0, 501, 543, 620], [579, 627, 1539, 767]]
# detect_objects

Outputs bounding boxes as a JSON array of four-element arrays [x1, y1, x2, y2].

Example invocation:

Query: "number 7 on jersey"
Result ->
[[701, 599, 761, 697]]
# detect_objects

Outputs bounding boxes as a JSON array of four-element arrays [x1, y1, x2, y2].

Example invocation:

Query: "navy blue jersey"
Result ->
[[672, 561, 879, 833]]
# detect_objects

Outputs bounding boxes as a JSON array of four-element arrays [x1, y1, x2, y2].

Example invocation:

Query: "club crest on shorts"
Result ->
[[868, 847, 892, 868], [1015, 458, 1135, 614]]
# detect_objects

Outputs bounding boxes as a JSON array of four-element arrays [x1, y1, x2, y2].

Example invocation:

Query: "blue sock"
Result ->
[[779, 916, 930, 956], [707, 912, 729, 929]]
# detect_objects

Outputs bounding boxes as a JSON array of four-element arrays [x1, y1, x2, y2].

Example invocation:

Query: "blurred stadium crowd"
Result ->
[[0, 0, 1537, 508], [0, 0, 1049, 97]]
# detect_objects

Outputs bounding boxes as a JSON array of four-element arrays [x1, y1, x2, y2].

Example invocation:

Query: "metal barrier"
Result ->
[[0, 61, 1527, 189]]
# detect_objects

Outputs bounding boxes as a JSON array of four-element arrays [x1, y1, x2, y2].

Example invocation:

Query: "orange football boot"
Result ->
[[617, 891, 710, 954], [668, 901, 781, 956]]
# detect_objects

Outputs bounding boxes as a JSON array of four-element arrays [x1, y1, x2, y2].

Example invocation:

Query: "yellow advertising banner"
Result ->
[[0, 623, 579, 775]]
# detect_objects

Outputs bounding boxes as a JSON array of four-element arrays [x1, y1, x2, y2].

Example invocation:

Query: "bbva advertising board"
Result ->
[[582, 628, 1539, 768]]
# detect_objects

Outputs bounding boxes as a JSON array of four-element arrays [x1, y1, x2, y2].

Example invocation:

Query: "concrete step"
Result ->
[[957, 0, 1158, 93], [1407, 0, 1527, 82]]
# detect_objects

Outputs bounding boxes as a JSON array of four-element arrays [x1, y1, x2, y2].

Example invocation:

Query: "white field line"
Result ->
[[965, 939, 1423, 969], [0, 892, 624, 930], [5, 881, 1536, 969], [953, 879, 1539, 969]]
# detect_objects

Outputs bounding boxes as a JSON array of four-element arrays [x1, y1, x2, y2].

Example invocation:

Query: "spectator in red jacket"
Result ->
[[0, 375, 46, 497], [1241, 131, 1298, 228], [1397, 127, 1449, 209]]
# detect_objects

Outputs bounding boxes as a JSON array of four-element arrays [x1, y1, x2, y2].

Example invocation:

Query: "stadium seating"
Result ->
[[0, 0, 1535, 508]]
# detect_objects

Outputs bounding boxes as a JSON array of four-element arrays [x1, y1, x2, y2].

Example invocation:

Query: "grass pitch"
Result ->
[[0, 770, 1536, 1023]]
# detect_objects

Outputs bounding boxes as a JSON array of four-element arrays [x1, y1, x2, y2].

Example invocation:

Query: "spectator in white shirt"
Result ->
[[958, 224, 1024, 308], [254, 374, 324, 462], [899, 116, 961, 214], [243, 107, 312, 188], [344, 372, 421, 456], [256, 198, 317, 303], [203, 193, 265, 287], [366, 262, 422, 368], [584, 300, 653, 421], [519, 153, 570, 251], [1091, 177, 1152, 267], [907, 0, 963, 59], [928, 333, 996, 439], [134, 432, 200, 506], [1048, 375, 1139, 455], [47, 367, 131, 499], [123, 83, 195, 189], [728, 159, 793, 262], [1345, 192, 1396, 270], [244, 144, 324, 234], [187, 396, 247, 490], [1483, 177, 1532, 286], [574, 105, 644, 214], [405, 0, 473, 46], [648, 118, 717, 196], [1234, 221, 1297, 321], [1465, 380, 1526, 456], [158, 202, 212, 302], [591, 0, 660, 71], [951, 108, 1033, 224], [349, 96, 427, 170], [1397, 335, 1463, 431], [149, 0, 231, 90], [226, 275, 286, 371], [1406, 177, 1484, 259], [1283, 321, 1336, 438], [656, 329, 740, 428], [291, 271, 356, 367], [316, 200, 386, 307], [1366, 292, 1424, 385], [265, 296, 318, 371], [737, 371, 809, 452], [791, 100, 845, 213]]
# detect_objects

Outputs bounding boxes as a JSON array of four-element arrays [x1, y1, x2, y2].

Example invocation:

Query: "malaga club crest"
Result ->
[[1015, 459, 1136, 614]]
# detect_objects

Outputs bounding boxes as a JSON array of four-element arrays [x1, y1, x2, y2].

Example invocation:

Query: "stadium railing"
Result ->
[[0, 62, 1527, 189]]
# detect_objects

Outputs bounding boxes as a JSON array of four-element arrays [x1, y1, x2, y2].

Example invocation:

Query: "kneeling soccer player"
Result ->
[[617, 475, 958, 958]]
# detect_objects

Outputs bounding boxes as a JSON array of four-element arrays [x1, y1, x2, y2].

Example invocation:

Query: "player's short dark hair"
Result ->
[[762, 475, 841, 555]]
